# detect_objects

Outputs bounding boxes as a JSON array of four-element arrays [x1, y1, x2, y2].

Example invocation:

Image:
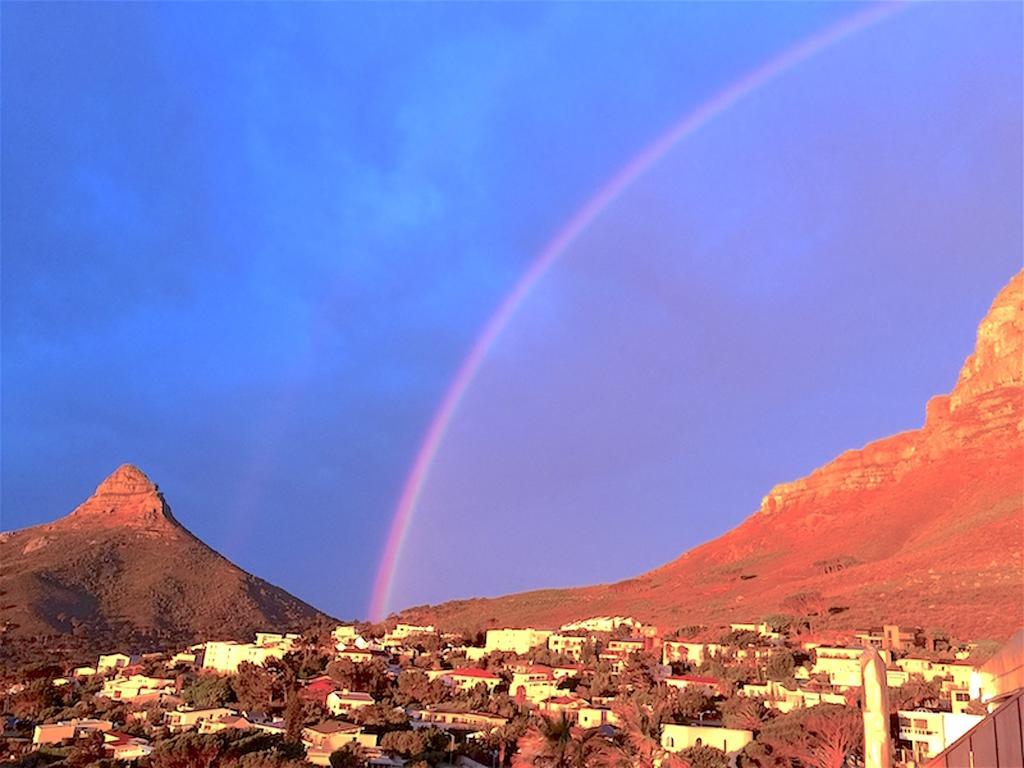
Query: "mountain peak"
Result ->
[[949, 269, 1023, 411], [2, 465, 329, 644], [67, 464, 178, 529], [94, 464, 158, 496]]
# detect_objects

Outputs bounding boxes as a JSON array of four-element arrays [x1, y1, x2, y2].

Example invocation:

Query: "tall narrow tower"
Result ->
[[861, 645, 892, 768]]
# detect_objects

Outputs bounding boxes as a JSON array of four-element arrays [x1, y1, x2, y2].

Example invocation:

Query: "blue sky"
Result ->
[[3, 2, 1021, 620]]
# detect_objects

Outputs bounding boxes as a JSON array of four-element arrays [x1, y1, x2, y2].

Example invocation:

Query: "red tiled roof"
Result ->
[[448, 667, 500, 680], [668, 675, 720, 685], [303, 678, 339, 691]]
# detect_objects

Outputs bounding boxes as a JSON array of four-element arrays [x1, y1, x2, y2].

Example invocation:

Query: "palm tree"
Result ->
[[566, 726, 628, 768], [611, 696, 686, 768], [512, 715, 575, 768], [513, 715, 626, 768]]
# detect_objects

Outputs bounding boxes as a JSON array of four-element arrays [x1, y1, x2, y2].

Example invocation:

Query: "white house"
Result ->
[[97, 654, 134, 673], [444, 668, 502, 693], [661, 723, 753, 756], [484, 628, 552, 654], [33, 719, 112, 745], [578, 706, 619, 730], [897, 710, 983, 764], [326, 690, 376, 716], [103, 731, 153, 760], [165, 707, 237, 732], [201, 640, 288, 674], [99, 675, 175, 701]]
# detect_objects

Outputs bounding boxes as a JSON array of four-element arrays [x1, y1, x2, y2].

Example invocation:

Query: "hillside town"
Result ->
[[2, 616, 1020, 768]]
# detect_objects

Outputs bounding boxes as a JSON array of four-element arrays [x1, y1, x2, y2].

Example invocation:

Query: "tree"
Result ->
[[670, 686, 716, 722], [513, 716, 574, 768], [66, 731, 108, 768], [9, 680, 62, 720], [720, 695, 770, 732], [183, 675, 235, 709], [489, 716, 530, 767], [233, 662, 279, 713], [760, 615, 794, 634], [147, 733, 222, 768], [147, 731, 303, 768], [381, 729, 430, 757], [720, 630, 760, 648], [890, 675, 942, 711], [513, 716, 622, 768], [326, 658, 391, 699], [677, 744, 729, 768], [380, 728, 451, 764], [782, 591, 827, 630], [619, 653, 660, 693], [282, 648, 329, 680], [351, 703, 409, 730], [587, 662, 617, 699], [803, 706, 862, 768], [283, 690, 304, 745], [764, 650, 796, 685], [328, 742, 366, 768], [610, 697, 680, 768], [752, 704, 862, 768]]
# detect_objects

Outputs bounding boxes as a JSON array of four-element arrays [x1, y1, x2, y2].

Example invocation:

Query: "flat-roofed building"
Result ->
[[326, 690, 376, 716], [548, 633, 589, 661], [560, 616, 640, 633], [896, 710, 983, 765], [485, 628, 552, 654], [201, 640, 288, 674], [812, 647, 890, 688], [409, 707, 507, 733], [99, 674, 175, 701], [924, 689, 1024, 768], [33, 719, 112, 745], [301, 720, 375, 753], [97, 654, 134, 673], [578, 706, 619, 730], [661, 723, 753, 756], [444, 668, 502, 693], [665, 675, 720, 695], [663, 640, 723, 667], [165, 707, 237, 732], [540, 695, 587, 720]]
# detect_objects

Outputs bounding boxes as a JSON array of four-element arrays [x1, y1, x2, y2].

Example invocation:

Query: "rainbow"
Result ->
[[368, 1, 908, 621]]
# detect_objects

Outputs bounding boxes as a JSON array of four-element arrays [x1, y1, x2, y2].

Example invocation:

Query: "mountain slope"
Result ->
[[0, 465, 330, 647], [399, 270, 1024, 641]]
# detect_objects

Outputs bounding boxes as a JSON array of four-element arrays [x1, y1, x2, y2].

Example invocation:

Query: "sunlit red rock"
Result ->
[[66, 464, 177, 529], [405, 270, 1024, 641]]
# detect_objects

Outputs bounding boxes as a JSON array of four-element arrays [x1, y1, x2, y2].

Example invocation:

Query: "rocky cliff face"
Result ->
[[758, 270, 1022, 517], [402, 270, 1024, 641], [950, 273, 1023, 410], [66, 464, 178, 529]]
